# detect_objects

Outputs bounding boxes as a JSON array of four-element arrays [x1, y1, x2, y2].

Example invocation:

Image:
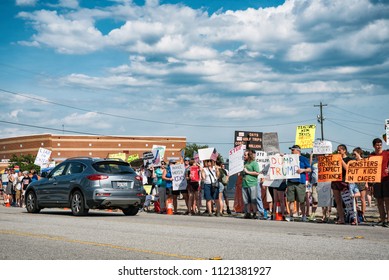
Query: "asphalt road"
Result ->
[[1, 205, 388, 260]]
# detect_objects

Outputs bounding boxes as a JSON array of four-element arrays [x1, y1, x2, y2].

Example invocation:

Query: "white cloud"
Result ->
[[16, 0, 37, 6]]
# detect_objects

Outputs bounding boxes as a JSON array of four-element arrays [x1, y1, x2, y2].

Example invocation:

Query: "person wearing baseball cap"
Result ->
[[285, 144, 311, 222]]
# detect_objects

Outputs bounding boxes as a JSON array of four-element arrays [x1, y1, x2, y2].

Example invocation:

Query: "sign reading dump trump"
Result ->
[[346, 156, 382, 183], [318, 154, 342, 182], [268, 154, 300, 180]]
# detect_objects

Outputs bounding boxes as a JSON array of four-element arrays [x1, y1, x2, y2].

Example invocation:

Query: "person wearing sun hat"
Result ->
[[286, 145, 311, 222]]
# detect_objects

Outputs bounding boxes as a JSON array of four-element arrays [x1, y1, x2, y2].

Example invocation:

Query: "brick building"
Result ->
[[0, 134, 186, 164]]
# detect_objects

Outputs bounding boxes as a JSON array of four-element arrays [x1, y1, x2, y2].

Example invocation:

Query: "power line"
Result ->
[[326, 119, 378, 138], [0, 87, 315, 128], [330, 104, 382, 123]]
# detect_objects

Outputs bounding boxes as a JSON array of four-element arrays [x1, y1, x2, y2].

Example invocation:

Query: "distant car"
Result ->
[[25, 157, 146, 216]]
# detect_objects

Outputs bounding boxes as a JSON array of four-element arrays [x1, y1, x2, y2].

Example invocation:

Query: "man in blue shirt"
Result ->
[[286, 145, 311, 222]]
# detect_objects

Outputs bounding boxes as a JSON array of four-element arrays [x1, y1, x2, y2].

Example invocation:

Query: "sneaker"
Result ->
[[244, 213, 251, 219], [285, 216, 294, 222], [252, 213, 257, 219], [227, 209, 232, 215], [383, 222, 389, 228], [375, 221, 384, 227], [302, 216, 307, 222]]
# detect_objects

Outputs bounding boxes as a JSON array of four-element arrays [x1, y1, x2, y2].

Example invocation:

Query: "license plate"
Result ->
[[117, 182, 128, 188]]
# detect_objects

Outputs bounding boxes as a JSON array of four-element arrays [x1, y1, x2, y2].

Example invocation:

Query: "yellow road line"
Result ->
[[0, 230, 206, 260]]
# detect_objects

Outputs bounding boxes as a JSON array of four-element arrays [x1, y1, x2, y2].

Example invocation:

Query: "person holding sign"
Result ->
[[286, 145, 311, 222], [331, 144, 352, 225], [242, 150, 261, 219], [370, 138, 389, 227], [201, 159, 221, 216]]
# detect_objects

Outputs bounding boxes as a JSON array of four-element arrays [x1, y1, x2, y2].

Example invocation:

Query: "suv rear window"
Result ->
[[93, 161, 136, 174]]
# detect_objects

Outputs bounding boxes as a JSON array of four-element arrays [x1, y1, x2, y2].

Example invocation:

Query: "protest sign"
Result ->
[[34, 148, 52, 167], [268, 154, 300, 180], [234, 131, 263, 150], [263, 132, 280, 155], [262, 179, 283, 188], [346, 156, 382, 183], [313, 140, 332, 155], [108, 152, 126, 161], [317, 182, 332, 207], [198, 148, 215, 161], [127, 154, 139, 163], [228, 145, 244, 176], [295, 124, 316, 149], [152, 145, 166, 159], [386, 119, 389, 145], [255, 151, 269, 178], [318, 154, 342, 182], [171, 163, 187, 191]]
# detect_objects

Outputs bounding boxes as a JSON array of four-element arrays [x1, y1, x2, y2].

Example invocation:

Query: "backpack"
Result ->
[[189, 166, 200, 182], [220, 169, 228, 186]]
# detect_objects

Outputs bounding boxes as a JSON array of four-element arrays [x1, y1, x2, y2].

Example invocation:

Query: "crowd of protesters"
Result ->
[[1, 138, 388, 228], [136, 137, 389, 228], [0, 168, 39, 207]]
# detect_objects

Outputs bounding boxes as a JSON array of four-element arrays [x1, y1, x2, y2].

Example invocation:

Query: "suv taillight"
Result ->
[[87, 174, 109, 181]]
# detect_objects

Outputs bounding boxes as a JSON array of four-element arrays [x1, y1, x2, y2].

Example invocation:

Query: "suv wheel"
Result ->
[[71, 191, 89, 216], [122, 206, 139, 216], [26, 191, 41, 213]]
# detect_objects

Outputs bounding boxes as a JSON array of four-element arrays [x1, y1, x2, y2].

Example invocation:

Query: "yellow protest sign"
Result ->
[[127, 154, 139, 163], [346, 156, 382, 183], [108, 153, 127, 161], [295, 124, 316, 149], [318, 154, 342, 182]]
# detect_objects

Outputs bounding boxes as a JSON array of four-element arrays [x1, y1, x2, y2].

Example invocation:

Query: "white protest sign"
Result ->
[[262, 179, 283, 188], [317, 182, 332, 207], [34, 148, 52, 167], [228, 145, 244, 176], [313, 140, 333, 155], [198, 148, 214, 161], [152, 145, 166, 159], [170, 163, 187, 191], [255, 151, 269, 178], [268, 154, 300, 180]]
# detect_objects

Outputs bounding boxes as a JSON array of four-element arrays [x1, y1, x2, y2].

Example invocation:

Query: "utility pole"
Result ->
[[314, 102, 327, 140]]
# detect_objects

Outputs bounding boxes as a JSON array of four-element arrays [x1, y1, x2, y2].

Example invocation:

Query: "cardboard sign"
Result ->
[[313, 140, 333, 155], [268, 154, 300, 180], [318, 154, 342, 182], [317, 182, 332, 207], [295, 124, 316, 149], [346, 156, 382, 183], [127, 154, 139, 163], [108, 152, 126, 161], [263, 132, 280, 155], [34, 148, 52, 167], [228, 145, 244, 176], [171, 163, 187, 191], [262, 179, 283, 188]]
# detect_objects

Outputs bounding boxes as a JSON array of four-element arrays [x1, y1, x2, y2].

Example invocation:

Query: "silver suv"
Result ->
[[25, 157, 145, 216]]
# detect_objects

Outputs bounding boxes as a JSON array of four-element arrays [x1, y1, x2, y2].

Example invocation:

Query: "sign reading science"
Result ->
[[234, 131, 263, 150], [346, 156, 382, 183]]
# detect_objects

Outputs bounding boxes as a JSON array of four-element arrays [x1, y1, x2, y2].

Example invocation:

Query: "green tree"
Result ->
[[8, 154, 41, 172], [183, 143, 224, 162]]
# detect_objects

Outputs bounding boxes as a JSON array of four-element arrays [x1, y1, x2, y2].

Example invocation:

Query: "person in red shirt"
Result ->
[[370, 138, 389, 227]]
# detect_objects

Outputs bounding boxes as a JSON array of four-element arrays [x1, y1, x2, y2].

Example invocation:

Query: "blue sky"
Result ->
[[1, 0, 388, 159]]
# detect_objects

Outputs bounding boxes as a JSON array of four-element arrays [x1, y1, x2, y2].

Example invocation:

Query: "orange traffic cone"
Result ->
[[275, 202, 283, 221], [5, 198, 10, 207], [166, 197, 173, 215]]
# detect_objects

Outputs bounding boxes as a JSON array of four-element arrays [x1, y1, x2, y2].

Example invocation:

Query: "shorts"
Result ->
[[286, 182, 306, 203], [311, 184, 318, 204], [331, 181, 349, 192], [5, 183, 13, 195], [218, 182, 225, 193], [242, 186, 257, 205], [172, 189, 187, 196], [373, 181, 389, 198], [356, 183, 367, 192], [15, 189, 22, 200], [187, 181, 200, 192], [165, 188, 173, 196], [349, 183, 360, 195], [204, 183, 219, 201]]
